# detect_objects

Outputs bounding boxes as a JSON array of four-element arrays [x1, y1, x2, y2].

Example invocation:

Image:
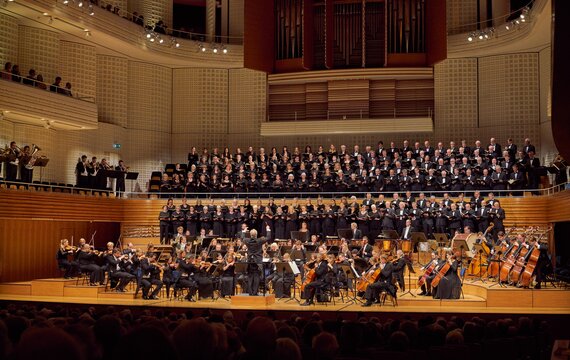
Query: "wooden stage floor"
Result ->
[[1, 277, 569, 315]]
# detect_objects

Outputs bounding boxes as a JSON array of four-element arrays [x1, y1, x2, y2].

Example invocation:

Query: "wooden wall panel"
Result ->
[[244, 0, 275, 73], [425, 0, 447, 65], [0, 190, 123, 222], [0, 220, 120, 282]]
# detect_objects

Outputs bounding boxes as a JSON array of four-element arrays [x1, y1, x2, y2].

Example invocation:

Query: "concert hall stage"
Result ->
[[1, 277, 568, 315]]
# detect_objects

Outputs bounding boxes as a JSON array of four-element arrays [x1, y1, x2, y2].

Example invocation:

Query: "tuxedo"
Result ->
[[401, 225, 415, 240]]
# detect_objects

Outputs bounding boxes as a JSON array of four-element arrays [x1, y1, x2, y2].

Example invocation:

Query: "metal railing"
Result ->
[[447, 0, 535, 35], [2, 179, 566, 199], [267, 108, 434, 122], [95, 0, 243, 45]]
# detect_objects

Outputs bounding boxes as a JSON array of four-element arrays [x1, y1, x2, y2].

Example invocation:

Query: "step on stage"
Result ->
[[0, 277, 569, 314]]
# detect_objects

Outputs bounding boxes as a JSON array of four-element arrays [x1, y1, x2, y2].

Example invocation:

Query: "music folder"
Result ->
[[382, 230, 399, 240]]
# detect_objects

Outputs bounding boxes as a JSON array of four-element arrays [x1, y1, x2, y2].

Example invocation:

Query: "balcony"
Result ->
[[0, 79, 98, 130]]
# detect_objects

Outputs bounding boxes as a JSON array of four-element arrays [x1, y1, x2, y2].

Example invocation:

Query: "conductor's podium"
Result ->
[[231, 294, 276, 307]]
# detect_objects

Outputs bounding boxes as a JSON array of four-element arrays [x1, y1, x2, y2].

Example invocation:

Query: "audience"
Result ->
[[0, 302, 555, 360], [1, 61, 74, 97]]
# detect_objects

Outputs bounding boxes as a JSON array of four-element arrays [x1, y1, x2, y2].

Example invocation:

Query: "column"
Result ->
[[206, 0, 216, 42]]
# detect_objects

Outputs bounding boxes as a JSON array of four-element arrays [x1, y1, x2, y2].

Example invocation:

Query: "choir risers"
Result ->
[[31, 278, 78, 297], [0, 282, 32, 296], [231, 294, 276, 307]]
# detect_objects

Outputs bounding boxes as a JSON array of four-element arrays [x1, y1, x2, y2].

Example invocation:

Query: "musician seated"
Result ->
[[392, 250, 407, 292], [433, 249, 461, 300], [272, 253, 295, 298], [106, 249, 135, 292], [419, 251, 441, 296], [362, 255, 396, 306], [57, 239, 79, 279], [77, 244, 105, 286], [301, 253, 330, 306], [176, 253, 199, 301], [140, 253, 163, 300]]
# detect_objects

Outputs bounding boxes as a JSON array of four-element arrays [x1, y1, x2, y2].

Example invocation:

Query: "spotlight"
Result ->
[[198, 43, 206, 52], [88, 4, 94, 15], [158, 37, 164, 44], [63, 0, 69, 4], [515, 19, 520, 24], [146, 33, 152, 39], [478, 33, 484, 40], [222, 47, 228, 54], [484, 33, 489, 39], [78, 1, 83, 7], [467, 32, 474, 42], [505, 23, 510, 30], [213, 48, 218, 53], [150, 37, 155, 42], [175, 42, 180, 48]]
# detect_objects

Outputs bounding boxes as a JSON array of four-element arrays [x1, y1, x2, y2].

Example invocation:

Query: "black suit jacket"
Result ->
[[244, 230, 271, 263], [352, 229, 363, 240]]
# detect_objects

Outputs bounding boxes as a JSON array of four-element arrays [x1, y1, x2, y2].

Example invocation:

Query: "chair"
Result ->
[[150, 171, 162, 181], [314, 281, 336, 306], [380, 290, 398, 306], [164, 164, 176, 175]]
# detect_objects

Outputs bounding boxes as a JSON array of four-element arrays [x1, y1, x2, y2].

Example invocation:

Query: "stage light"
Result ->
[[146, 33, 151, 39], [63, 0, 69, 4], [478, 33, 484, 40], [78, 1, 83, 7], [158, 37, 164, 44], [175, 42, 180, 48], [213, 48, 218, 53], [150, 37, 155, 42], [88, 5, 94, 15], [222, 47, 228, 54]]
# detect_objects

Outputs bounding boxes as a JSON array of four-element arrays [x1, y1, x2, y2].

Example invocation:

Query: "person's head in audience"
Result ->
[[53, 76, 62, 86], [27, 69, 36, 79]]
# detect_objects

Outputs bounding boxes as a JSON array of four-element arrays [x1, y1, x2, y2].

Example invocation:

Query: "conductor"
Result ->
[[244, 226, 272, 295]]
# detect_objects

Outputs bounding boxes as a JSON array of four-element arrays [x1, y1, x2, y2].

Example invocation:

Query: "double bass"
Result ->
[[488, 226, 515, 278], [467, 224, 494, 276], [519, 227, 551, 288]]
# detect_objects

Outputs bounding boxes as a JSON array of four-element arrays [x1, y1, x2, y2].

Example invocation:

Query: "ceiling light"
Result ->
[[478, 33, 484, 40], [150, 37, 155, 42], [43, 12, 49, 16], [146, 33, 151, 39], [78, 1, 83, 7], [175, 42, 180, 48], [88, 5, 94, 15], [158, 38, 164, 44], [505, 24, 510, 30], [63, 0, 69, 4], [212, 46, 218, 53]]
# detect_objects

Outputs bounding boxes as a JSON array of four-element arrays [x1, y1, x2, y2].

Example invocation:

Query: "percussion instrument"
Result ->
[[401, 240, 412, 253], [382, 240, 392, 252]]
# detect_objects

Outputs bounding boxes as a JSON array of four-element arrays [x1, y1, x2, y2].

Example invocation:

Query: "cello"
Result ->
[[431, 251, 454, 288], [418, 260, 437, 287], [356, 260, 382, 293], [519, 227, 551, 288]]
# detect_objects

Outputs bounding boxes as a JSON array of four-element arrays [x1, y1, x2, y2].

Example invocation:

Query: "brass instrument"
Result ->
[[25, 144, 42, 170], [8, 145, 22, 165]]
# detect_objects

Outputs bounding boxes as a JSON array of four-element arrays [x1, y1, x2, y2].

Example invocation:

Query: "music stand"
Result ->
[[126, 171, 139, 194], [291, 231, 309, 243], [471, 243, 488, 283], [341, 264, 363, 304], [433, 233, 449, 248], [337, 229, 353, 240], [451, 238, 470, 257], [275, 262, 300, 303], [400, 258, 417, 298], [382, 230, 399, 239], [33, 157, 50, 182], [412, 232, 429, 265]]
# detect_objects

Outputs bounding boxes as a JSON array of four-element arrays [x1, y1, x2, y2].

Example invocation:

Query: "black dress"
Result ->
[[434, 260, 461, 299]]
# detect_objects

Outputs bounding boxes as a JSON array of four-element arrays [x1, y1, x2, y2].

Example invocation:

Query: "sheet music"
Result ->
[[289, 261, 301, 275]]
